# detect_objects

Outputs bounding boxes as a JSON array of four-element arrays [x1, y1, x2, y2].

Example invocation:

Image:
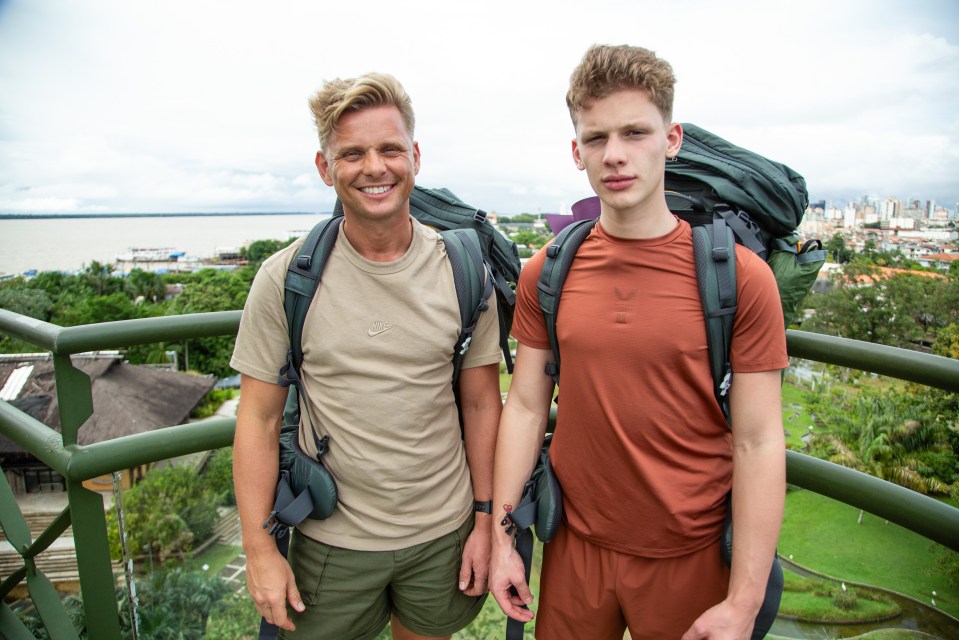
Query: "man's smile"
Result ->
[[359, 185, 394, 195]]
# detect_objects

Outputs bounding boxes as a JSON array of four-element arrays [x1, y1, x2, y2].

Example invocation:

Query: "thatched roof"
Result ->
[[0, 355, 216, 455]]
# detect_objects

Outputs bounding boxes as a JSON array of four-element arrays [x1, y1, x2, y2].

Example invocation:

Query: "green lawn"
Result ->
[[781, 382, 815, 449], [780, 489, 958, 618], [188, 544, 243, 575]]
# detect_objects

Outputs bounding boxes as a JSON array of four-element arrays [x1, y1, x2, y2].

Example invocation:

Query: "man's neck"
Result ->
[[598, 200, 677, 239], [341, 213, 414, 262]]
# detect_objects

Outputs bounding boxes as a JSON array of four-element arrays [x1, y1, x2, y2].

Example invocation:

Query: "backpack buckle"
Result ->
[[316, 434, 330, 456], [296, 255, 311, 269], [719, 370, 732, 397], [263, 511, 283, 537], [459, 336, 472, 355]]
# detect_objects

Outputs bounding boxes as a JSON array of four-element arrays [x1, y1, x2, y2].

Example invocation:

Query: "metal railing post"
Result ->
[[67, 480, 123, 638]]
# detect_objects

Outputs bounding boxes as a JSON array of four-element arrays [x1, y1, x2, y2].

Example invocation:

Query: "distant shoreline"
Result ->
[[0, 212, 325, 220]]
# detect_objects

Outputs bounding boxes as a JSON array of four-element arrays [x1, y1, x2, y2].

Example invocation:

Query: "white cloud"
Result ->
[[1, 0, 957, 214]]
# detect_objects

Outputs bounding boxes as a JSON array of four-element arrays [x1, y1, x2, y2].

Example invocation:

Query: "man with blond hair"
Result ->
[[232, 72, 502, 640], [490, 45, 787, 639]]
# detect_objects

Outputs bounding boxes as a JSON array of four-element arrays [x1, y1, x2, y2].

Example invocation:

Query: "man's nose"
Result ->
[[363, 150, 387, 175], [603, 136, 627, 166]]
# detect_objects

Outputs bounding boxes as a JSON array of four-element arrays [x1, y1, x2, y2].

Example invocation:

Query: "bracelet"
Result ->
[[473, 500, 492, 514]]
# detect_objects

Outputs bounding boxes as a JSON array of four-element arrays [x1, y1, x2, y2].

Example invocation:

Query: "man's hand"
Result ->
[[458, 517, 492, 596], [681, 599, 755, 640], [245, 547, 305, 632], [488, 542, 534, 622]]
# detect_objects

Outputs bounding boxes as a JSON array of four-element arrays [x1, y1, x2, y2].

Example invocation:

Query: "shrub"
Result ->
[[205, 591, 261, 640], [106, 463, 226, 561], [16, 569, 230, 639], [203, 447, 236, 505], [832, 589, 859, 611]]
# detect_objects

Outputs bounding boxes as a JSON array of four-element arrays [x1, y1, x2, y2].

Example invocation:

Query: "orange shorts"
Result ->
[[535, 525, 730, 640]]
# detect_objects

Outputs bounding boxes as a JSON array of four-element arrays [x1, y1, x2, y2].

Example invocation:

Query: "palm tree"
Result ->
[[807, 389, 956, 496]]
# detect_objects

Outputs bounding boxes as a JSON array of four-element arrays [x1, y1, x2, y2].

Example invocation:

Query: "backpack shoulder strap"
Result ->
[[536, 218, 597, 385], [277, 215, 343, 389], [440, 228, 492, 388], [691, 216, 738, 425]]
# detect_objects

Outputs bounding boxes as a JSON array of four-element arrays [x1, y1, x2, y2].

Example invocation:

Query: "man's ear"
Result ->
[[571, 139, 585, 170], [315, 151, 334, 186], [665, 122, 683, 159], [411, 141, 421, 176]]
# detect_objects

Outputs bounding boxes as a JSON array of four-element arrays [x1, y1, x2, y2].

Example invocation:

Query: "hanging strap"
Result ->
[[692, 219, 738, 424], [504, 478, 538, 640], [537, 218, 597, 385], [441, 228, 493, 389]]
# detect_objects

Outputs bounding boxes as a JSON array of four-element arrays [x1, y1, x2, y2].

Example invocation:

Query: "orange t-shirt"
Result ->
[[512, 218, 787, 557]]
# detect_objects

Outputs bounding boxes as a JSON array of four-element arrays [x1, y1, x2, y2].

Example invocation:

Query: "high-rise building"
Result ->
[[880, 198, 900, 221]]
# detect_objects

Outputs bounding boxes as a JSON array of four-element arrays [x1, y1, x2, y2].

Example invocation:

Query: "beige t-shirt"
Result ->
[[231, 217, 501, 551]]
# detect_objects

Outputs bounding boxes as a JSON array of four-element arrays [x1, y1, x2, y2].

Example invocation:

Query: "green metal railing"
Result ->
[[0, 308, 958, 638], [0, 310, 239, 639]]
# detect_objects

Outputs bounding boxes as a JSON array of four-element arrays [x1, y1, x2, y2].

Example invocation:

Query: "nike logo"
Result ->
[[367, 321, 394, 337]]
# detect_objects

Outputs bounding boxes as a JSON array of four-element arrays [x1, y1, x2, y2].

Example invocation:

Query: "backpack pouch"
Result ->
[[508, 433, 564, 543], [280, 429, 338, 521], [767, 236, 827, 327]]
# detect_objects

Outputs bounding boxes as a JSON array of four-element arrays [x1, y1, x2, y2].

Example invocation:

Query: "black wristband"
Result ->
[[473, 500, 492, 514]]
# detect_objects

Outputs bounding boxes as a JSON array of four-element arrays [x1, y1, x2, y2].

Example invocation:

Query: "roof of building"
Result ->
[[851, 266, 948, 285], [0, 354, 216, 455], [923, 253, 959, 262]]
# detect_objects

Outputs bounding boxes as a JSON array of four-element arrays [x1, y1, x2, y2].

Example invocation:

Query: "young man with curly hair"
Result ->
[[490, 45, 787, 640]]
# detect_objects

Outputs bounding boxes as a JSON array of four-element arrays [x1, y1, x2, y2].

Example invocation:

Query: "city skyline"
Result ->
[[1, 0, 958, 215]]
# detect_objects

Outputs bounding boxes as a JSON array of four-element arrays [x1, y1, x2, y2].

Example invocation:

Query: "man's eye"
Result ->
[[381, 147, 403, 156], [341, 151, 363, 161]]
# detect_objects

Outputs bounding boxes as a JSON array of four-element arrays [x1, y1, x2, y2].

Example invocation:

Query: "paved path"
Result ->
[[219, 552, 248, 592]]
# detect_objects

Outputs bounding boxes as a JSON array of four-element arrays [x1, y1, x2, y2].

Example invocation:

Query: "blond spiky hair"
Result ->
[[308, 72, 415, 151]]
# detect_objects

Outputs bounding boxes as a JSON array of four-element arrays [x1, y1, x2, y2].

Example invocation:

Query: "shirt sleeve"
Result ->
[[510, 245, 551, 350], [461, 270, 505, 369], [729, 246, 789, 373], [230, 246, 298, 384]]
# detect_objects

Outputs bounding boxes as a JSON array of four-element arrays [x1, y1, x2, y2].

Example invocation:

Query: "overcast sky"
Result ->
[[1, 0, 957, 215]]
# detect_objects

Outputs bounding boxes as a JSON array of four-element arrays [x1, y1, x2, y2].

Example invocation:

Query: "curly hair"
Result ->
[[566, 44, 676, 124]]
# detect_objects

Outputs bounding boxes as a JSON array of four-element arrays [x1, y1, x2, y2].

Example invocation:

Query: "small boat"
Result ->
[[116, 247, 183, 262]]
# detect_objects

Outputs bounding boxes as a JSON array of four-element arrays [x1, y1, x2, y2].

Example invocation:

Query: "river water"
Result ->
[[0, 214, 328, 275]]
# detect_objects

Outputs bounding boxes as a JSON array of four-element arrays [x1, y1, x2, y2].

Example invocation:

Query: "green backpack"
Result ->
[[278, 185, 520, 421], [259, 186, 520, 640], [539, 123, 827, 421], [266, 185, 519, 534]]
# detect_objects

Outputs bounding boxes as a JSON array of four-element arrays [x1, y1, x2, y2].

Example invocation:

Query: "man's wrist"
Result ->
[[473, 500, 492, 514]]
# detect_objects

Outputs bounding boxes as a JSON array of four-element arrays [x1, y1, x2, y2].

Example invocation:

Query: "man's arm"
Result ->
[[233, 374, 305, 632], [683, 369, 786, 640], [489, 344, 555, 622], [457, 362, 502, 596]]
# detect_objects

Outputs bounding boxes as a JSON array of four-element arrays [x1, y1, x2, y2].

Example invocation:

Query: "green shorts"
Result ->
[[281, 516, 486, 640]]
